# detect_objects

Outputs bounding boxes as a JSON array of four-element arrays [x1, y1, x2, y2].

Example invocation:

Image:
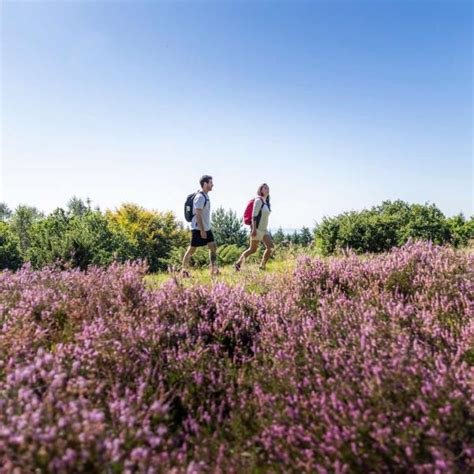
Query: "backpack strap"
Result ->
[[193, 191, 208, 217], [198, 191, 208, 207], [254, 197, 265, 229]]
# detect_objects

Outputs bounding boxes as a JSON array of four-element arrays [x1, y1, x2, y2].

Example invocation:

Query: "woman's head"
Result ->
[[257, 183, 271, 209], [257, 183, 270, 197]]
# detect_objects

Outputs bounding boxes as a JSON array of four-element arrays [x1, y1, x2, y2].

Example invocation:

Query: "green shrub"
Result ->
[[314, 200, 454, 255], [27, 209, 120, 270], [211, 207, 248, 247], [106, 204, 189, 272], [218, 244, 246, 266], [0, 222, 23, 270], [446, 214, 474, 248]]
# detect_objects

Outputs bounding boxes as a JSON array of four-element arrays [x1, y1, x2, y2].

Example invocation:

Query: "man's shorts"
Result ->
[[251, 229, 270, 242], [191, 229, 215, 247]]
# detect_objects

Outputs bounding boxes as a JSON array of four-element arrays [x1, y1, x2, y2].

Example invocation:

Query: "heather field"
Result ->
[[0, 241, 473, 473]]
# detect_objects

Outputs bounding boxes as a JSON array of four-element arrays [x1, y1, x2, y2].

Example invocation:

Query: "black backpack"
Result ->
[[184, 191, 208, 222]]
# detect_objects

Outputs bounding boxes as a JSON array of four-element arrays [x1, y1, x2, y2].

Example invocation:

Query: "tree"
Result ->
[[290, 231, 301, 245], [106, 203, 188, 272], [273, 227, 287, 245], [398, 203, 450, 245], [67, 196, 90, 217], [0, 203, 12, 222], [27, 208, 71, 269], [314, 200, 454, 255], [28, 209, 124, 270], [446, 213, 474, 248], [10, 205, 44, 257], [0, 222, 23, 270], [299, 226, 313, 246], [211, 207, 248, 247]]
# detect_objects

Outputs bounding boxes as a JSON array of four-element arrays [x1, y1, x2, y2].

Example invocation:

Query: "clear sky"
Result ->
[[1, 0, 472, 230]]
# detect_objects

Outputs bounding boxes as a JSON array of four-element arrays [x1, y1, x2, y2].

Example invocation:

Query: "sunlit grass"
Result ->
[[145, 256, 298, 293]]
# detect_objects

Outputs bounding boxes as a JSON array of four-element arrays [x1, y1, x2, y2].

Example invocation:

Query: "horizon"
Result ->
[[1, 0, 472, 227]]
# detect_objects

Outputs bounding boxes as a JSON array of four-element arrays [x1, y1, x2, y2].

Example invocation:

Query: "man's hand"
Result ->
[[200, 230, 207, 239]]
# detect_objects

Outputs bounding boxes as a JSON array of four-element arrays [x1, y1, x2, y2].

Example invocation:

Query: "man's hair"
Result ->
[[200, 175, 213, 188]]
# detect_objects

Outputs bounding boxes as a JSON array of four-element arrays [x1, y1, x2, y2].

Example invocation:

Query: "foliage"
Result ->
[[314, 200, 456, 255], [272, 227, 286, 245], [446, 213, 474, 248], [0, 201, 188, 272], [218, 244, 246, 266], [211, 207, 248, 247], [66, 196, 91, 217], [0, 222, 23, 270], [9, 205, 44, 257], [299, 226, 313, 246], [0, 203, 12, 222], [106, 203, 189, 272], [27, 208, 122, 270]]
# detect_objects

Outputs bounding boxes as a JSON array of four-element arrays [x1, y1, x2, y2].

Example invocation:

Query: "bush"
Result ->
[[315, 200, 454, 255], [27, 209, 121, 270], [106, 204, 189, 272], [0, 222, 23, 270], [218, 244, 246, 266], [13, 202, 188, 272], [446, 213, 474, 248], [9, 205, 44, 258], [211, 207, 248, 247]]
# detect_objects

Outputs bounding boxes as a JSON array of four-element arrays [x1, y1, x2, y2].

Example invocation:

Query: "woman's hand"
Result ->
[[200, 230, 207, 239], [251, 228, 257, 237]]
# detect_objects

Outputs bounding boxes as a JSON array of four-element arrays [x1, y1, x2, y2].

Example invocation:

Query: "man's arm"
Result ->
[[195, 209, 206, 238]]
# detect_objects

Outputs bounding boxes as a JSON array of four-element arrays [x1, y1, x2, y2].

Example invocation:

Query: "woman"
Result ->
[[235, 183, 274, 271]]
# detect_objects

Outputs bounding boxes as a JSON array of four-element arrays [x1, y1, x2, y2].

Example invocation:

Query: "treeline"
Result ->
[[0, 200, 314, 272], [314, 200, 473, 255], [0, 199, 472, 271], [0, 198, 188, 272]]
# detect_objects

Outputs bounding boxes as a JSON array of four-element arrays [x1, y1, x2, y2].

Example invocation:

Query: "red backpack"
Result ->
[[243, 197, 264, 226]]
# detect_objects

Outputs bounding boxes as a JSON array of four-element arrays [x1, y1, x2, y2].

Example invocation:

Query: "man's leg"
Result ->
[[207, 242, 218, 275], [182, 246, 196, 276]]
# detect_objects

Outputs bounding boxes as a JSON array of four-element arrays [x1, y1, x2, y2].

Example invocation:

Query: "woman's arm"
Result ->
[[252, 199, 263, 236]]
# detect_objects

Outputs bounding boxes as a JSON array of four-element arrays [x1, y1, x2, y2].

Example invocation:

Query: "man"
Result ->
[[182, 175, 218, 276]]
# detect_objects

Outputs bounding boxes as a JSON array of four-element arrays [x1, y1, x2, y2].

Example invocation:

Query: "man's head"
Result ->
[[200, 175, 214, 193]]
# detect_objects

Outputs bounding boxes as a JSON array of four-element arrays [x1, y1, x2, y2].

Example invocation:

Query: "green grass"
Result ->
[[145, 257, 298, 293]]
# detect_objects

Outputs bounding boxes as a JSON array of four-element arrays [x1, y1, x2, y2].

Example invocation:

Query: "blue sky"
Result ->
[[1, 0, 472, 229]]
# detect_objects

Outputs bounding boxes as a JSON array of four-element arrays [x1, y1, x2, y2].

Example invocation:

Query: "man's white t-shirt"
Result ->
[[191, 192, 211, 231]]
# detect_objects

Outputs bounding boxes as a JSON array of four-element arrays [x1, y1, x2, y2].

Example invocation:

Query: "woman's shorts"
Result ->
[[191, 230, 215, 247], [251, 230, 270, 242]]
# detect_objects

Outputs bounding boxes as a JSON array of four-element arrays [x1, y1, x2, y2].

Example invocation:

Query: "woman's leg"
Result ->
[[260, 234, 274, 269], [235, 240, 260, 269]]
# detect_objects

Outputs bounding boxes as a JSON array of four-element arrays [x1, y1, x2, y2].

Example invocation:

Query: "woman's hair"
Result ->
[[257, 183, 271, 210]]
